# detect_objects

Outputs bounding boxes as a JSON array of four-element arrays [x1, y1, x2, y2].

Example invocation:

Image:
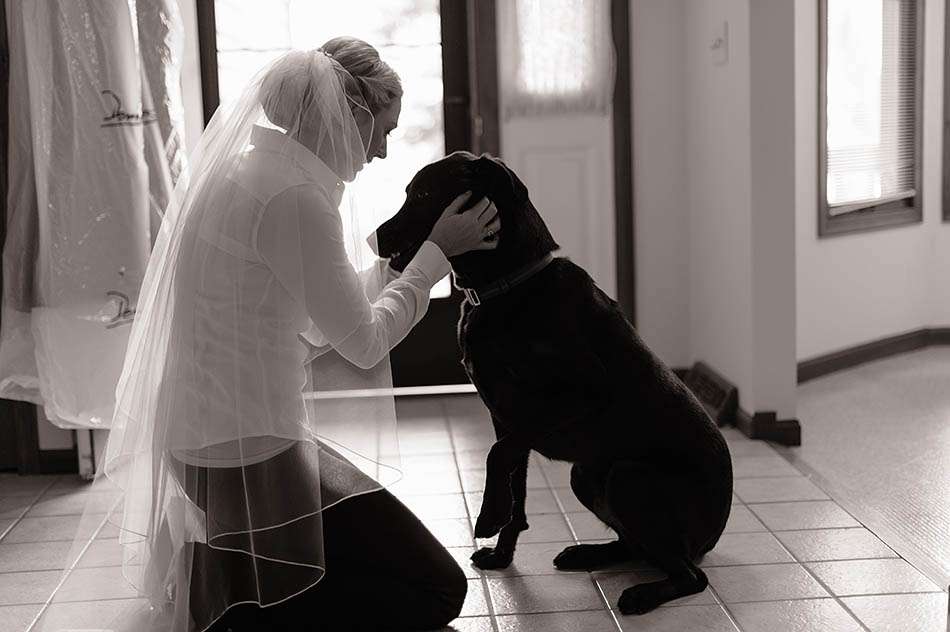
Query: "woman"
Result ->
[[39, 38, 497, 632]]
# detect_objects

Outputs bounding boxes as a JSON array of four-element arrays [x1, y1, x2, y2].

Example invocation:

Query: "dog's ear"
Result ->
[[474, 154, 528, 208]]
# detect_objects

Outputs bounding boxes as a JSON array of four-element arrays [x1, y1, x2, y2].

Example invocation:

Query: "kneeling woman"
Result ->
[[62, 38, 500, 632]]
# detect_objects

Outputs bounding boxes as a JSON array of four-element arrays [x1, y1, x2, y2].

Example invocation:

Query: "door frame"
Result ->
[[194, 0, 500, 386]]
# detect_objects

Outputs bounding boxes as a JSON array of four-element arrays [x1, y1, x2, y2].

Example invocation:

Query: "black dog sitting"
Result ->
[[374, 151, 733, 615]]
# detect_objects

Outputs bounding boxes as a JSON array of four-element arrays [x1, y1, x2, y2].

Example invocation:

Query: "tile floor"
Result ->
[[0, 394, 947, 631]]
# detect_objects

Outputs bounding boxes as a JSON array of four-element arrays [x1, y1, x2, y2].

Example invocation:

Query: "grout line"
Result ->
[[0, 478, 60, 543], [25, 495, 124, 632], [439, 399, 500, 632], [755, 518, 874, 631]]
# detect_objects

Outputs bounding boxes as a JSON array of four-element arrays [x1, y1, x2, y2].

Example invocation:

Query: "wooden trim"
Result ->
[[944, 0, 950, 222], [735, 409, 802, 447], [798, 327, 950, 383], [818, 0, 925, 238], [611, 0, 635, 324], [441, 0, 472, 153], [195, 0, 220, 127], [467, 0, 500, 156]]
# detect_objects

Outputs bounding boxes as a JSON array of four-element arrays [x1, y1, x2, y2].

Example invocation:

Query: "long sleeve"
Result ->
[[256, 183, 450, 370]]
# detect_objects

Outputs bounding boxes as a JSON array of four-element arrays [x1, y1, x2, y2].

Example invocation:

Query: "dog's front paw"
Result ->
[[470, 546, 514, 570], [473, 510, 506, 539]]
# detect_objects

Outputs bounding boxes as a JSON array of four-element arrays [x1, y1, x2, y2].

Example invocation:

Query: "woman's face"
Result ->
[[365, 96, 402, 163]]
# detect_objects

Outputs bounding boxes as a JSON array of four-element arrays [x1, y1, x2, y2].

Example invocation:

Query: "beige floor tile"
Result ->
[[0, 541, 73, 573], [26, 491, 117, 518], [455, 450, 490, 470], [76, 538, 124, 568], [0, 520, 17, 541], [775, 527, 898, 562], [2, 514, 114, 544], [748, 501, 860, 531], [0, 569, 61, 605], [397, 431, 454, 455], [30, 597, 146, 630], [478, 541, 578, 577], [400, 453, 460, 474], [447, 547, 482, 579], [0, 476, 58, 498], [496, 609, 619, 632], [460, 579, 491, 617], [0, 603, 42, 632], [452, 432, 496, 451], [56, 566, 138, 602], [722, 437, 780, 458], [729, 598, 863, 632], [402, 493, 469, 520], [732, 493, 741, 505], [0, 496, 38, 521], [552, 487, 588, 513], [705, 563, 829, 603], [806, 558, 941, 596], [721, 505, 768, 534], [542, 467, 573, 488], [391, 470, 462, 495], [566, 512, 614, 542], [733, 477, 829, 503], [595, 571, 718, 609], [732, 455, 802, 478], [699, 532, 794, 567], [423, 518, 474, 547], [446, 615, 494, 632], [465, 489, 559, 516], [617, 604, 738, 632], [487, 574, 603, 614], [841, 592, 949, 632]]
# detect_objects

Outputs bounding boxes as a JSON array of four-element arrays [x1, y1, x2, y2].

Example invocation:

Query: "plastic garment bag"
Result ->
[[0, 0, 185, 429]]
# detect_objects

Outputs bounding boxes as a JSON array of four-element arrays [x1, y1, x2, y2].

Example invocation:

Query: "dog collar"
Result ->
[[453, 253, 556, 306]]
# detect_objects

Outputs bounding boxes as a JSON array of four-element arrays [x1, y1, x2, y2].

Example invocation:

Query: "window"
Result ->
[[207, 0, 451, 296], [819, 0, 923, 236], [944, 0, 950, 222], [498, 0, 614, 118]]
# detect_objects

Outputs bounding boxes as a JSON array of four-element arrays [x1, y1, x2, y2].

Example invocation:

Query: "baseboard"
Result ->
[[736, 409, 801, 447], [798, 327, 950, 383]]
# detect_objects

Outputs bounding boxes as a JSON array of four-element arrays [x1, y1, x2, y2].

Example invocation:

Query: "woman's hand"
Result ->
[[427, 191, 501, 257]]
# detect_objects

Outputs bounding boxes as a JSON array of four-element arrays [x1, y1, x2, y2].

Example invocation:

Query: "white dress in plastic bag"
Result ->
[[0, 0, 185, 429]]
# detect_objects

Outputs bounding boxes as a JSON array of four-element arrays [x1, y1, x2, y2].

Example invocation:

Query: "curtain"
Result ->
[[498, 0, 615, 119]]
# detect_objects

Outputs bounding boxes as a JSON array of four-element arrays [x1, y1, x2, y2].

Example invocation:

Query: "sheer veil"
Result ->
[[34, 50, 402, 631]]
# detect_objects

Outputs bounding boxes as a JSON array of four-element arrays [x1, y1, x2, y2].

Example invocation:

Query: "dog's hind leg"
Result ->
[[553, 463, 643, 571], [604, 461, 708, 615]]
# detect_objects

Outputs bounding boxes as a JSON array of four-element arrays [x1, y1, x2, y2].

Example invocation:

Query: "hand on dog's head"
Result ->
[[373, 151, 557, 284]]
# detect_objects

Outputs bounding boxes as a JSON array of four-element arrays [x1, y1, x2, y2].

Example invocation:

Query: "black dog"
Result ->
[[374, 151, 733, 614]]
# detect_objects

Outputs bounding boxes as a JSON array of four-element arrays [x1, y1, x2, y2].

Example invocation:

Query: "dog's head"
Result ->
[[373, 151, 558, 286]]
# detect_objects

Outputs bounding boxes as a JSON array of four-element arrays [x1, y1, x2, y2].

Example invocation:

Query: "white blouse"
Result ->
[[170, 125, 449, 468]]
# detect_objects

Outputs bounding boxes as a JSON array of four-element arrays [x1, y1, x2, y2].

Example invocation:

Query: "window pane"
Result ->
[[825, 0, 918, 212], [213, 1, 449, 299]]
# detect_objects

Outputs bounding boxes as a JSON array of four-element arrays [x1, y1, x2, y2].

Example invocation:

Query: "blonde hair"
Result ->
[[319, 36, 403, 115]]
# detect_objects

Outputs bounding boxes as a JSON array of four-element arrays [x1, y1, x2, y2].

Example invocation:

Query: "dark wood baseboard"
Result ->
[[798, 327, 950, 383], [736, 409, 801, 447]]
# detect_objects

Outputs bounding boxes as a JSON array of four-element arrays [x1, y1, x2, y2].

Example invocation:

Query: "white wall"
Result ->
[[684, 0, 757, 411], [795, 0, 949, 361], [631, 0, 691, 367]]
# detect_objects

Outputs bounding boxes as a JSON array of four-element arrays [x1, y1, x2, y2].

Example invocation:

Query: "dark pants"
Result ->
[[174, 445, 467, 632]]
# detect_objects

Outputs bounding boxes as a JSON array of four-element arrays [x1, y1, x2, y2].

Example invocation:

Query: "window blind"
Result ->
[[825, 0, 919, 215], [498, 0, 615, 118]]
